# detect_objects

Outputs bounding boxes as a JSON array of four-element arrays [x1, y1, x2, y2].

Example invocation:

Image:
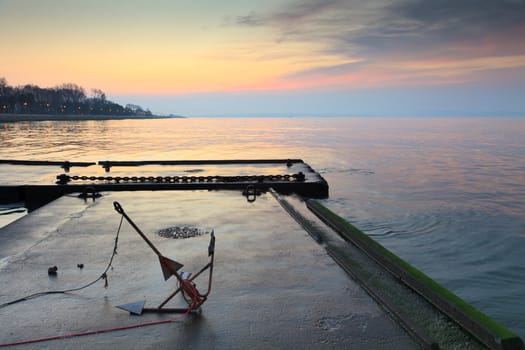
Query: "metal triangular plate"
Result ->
[[116, 300, 146, 315], [159, 256, 184, 281]]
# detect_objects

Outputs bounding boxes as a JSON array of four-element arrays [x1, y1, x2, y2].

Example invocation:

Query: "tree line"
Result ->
[[0, 77, 152, 116]]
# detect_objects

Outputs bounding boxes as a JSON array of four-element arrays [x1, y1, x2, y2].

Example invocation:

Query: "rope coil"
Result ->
[[180, 279, 204, 310]]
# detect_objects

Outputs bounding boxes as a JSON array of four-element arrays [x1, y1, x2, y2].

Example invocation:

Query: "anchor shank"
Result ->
[[113, 201, 163, 257]]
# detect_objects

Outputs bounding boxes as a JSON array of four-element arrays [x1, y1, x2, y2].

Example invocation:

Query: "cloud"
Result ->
[[372, 0, 525, 54], [235, 0, 525, 58], [232, 0, 525, 88], [283, 61, 364, 80], [270, 0, 342, 23], [234, 11, 265, 27], [269, 0, 383, 45], [395, 0, 525, 31]]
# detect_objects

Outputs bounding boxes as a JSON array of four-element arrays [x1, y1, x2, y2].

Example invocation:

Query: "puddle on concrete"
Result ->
[[316, 314, 364, 332]]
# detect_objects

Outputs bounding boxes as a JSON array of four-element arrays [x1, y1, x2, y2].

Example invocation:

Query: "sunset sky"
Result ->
[[1, 0, 524, 116]]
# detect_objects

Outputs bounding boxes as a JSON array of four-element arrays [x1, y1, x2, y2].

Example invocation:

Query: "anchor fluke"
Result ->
[[208, 230, 215, 257], [116, 300, 146, 315], [159, 256, 184, 281]]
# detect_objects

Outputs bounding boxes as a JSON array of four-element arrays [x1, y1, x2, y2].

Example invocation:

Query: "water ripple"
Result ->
[[318, 167, 375, 176]]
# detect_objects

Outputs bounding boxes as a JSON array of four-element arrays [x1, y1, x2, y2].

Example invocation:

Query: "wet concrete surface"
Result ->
[[0, 191, 420, 349]]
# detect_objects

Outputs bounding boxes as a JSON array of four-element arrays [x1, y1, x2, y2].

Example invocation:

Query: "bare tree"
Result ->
[[91, 88, 106, 101]]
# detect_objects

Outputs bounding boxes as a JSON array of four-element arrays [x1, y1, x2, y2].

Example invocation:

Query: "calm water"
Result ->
[[1, 117, 524, 337]]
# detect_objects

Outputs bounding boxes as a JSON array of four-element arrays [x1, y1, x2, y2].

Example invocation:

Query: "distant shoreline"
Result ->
[[0, 114, 185, 122]]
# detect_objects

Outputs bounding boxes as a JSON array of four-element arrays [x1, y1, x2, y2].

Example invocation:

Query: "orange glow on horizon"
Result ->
[[2, 17, 525, 96]]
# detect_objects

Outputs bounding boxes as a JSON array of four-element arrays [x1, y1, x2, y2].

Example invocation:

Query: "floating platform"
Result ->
[[0, 159, 328, 211]]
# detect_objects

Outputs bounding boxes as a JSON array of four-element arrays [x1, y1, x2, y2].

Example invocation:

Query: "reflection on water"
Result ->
[[1, 117, 525, 337], [1, 118, 332, 161]]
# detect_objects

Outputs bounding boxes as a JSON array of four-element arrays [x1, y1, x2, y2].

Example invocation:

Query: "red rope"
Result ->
[[0, 215, 211, 347], [1, 279, 204, 347], [0, 307, 192, 347], [180, 279, 204, 309]]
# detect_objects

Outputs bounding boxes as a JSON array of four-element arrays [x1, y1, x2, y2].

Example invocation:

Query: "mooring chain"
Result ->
[[56, 172, 306, 184]]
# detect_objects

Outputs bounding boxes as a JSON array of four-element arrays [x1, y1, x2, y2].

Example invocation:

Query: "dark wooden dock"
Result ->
[[0, 159, 328, 211]]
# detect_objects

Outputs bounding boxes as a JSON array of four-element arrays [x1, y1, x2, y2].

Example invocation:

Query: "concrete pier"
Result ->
[[0, 191, 418, 349]]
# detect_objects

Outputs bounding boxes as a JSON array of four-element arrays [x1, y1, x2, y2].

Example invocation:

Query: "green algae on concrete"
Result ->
[[306, 199, 524, 350], [272, 192, 486, 349]]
